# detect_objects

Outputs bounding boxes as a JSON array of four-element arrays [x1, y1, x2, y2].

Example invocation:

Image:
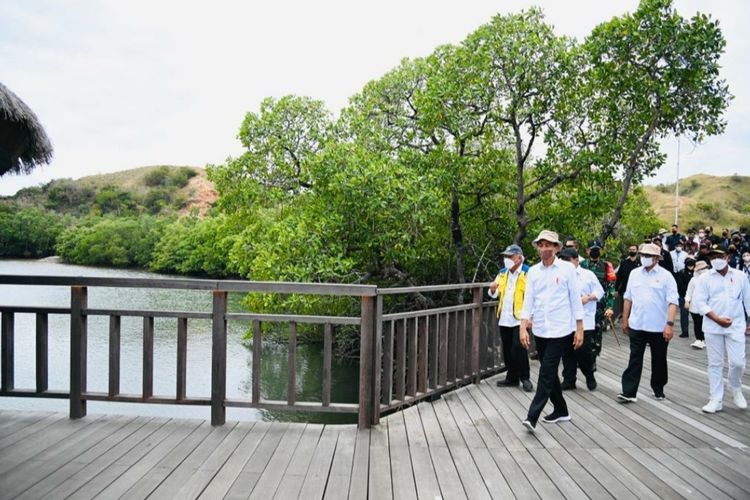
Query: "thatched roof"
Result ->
[[0, 82, 53, 176]]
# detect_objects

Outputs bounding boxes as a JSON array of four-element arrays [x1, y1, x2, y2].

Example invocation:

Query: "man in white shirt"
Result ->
[[519, 230, 584, 432], [559, 247, 604, 391], [488, 244, 533, 392], [618, 243, 679, 403], [692, 246, 750, 413], [670, 241, 688, 273]]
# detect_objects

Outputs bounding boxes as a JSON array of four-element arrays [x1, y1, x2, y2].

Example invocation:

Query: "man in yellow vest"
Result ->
[[489, 244, 533, 392]]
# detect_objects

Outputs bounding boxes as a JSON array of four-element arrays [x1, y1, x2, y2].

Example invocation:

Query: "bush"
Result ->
[[0, 204, 67, 258], [144, 166, 197, 188], [56, 216, 167, 268]]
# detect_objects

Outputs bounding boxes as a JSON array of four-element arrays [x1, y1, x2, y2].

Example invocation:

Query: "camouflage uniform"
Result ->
[[580, 258, 615, 357]]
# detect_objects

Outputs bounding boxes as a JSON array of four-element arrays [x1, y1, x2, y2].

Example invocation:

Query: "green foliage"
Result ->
[[150, 215, 238, 277], [43, 179, 96, 214], [56, 216, 167, 267], [92, 186, 139, 216], [0, 204, 68, 257], [144, 166, 197, 188]]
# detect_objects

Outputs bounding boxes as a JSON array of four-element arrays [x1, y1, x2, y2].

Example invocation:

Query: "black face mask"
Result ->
[[628, 251, 637, 257], [589, 248, 601, 259]]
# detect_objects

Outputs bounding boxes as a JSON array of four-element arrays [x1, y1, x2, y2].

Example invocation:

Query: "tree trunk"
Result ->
[[451, 188, 466, 303], [512, 122, 528, 245], [599, 164, 636, 243]]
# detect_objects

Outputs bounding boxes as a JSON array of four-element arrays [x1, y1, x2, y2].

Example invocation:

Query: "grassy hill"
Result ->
[[6, 165, 217, 216], [643, 174, 750, 230]]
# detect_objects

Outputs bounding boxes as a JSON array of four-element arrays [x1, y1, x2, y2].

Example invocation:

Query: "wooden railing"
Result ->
[[0, 275, 503, 428]]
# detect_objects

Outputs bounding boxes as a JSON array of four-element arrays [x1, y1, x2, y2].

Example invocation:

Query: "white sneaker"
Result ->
[[691, 340, 705, 349], [702, 399, 723, 413], [733, 390, 747, 410]]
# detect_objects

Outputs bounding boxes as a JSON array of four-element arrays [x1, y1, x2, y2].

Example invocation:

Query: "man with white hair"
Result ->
[[518, 230, 584, 433], [693, 246, 750, 413], [618, 242, 679, 403]]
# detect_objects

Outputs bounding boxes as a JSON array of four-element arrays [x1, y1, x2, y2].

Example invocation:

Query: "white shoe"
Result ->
[[690, 340, 705, 349], [733, 390, 747, 410], [702, 399, 723, 413]]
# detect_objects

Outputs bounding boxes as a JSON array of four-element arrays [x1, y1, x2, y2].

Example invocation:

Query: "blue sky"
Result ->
[[1, 0, 747, 195]]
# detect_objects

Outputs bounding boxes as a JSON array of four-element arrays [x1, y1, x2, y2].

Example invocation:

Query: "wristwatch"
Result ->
[[666, 321, 674, 326]]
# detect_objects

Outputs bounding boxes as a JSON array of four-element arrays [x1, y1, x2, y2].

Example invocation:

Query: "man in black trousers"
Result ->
[[489, 244, 533, 392], [518, 230, 584, 433]]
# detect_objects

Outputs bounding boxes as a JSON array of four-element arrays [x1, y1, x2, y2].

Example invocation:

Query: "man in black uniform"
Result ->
[[615, 244, 641, 320]]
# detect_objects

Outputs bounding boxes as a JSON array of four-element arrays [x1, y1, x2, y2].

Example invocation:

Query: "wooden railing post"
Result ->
[[36, 313, 48, 393], [371, 295, 383, 425], [70, 286, 87, 419], [1, 312, 14, 392], [472, 286, 482, 383], [211, 291, 228, 425], [358, 295, 375, 429]]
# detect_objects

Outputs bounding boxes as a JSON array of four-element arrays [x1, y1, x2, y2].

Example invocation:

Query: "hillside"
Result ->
[[643, 174, 750, 229], [6, 165, 217, 216]]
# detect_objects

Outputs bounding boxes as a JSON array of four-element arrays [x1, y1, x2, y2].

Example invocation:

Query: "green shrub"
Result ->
[[0, 204, 67, 257]]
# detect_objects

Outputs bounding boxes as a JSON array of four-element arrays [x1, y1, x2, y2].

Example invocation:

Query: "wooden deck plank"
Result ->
[[91, 418, 205, 499], [367, 423, 393, 500], [401, 405, 444, 500], [386, 410, 417, 500], [122, 421, 215, 500], [246, 423, 305, 499], [324, 425, 357, 500], [663, 447, 750, 499], [347, 428, 370, 500], [0, 414, 134, 499], [297, 425, 339, 499], [149, 421, 240, 499]]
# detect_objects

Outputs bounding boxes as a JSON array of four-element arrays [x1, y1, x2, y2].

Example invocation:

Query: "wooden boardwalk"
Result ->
[[1, 332, 749, 499]]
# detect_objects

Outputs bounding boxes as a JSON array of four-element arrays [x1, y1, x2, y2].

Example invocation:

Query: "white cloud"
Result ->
[[1, 0, 747, 195]]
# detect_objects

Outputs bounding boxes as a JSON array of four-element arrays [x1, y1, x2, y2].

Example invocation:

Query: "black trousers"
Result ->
[[500, 325, 530, 382], [690, 312, 704, 341], [621, 328, 668, 397], [561, 329, 595, 385], [526, 333, 572, 425]]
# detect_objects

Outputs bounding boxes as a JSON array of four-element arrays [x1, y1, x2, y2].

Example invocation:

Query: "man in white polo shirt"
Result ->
[[618, 243, 679, 403], [519, 230, 584, 432], [692, 245, 750, 413], [559, 247, 604, 391]]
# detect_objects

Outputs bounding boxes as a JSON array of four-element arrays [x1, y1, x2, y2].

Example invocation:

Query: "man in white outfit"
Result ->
[[559, 247, 604, 391], [519, 230, 584, 433], [692, 246, 750, 413]]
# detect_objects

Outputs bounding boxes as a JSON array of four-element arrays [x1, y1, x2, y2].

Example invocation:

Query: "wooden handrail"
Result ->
[[0, 276, 504, 429]]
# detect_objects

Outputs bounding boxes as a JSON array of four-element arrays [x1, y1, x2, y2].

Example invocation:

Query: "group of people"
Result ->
[[488, 227, 750, 433]]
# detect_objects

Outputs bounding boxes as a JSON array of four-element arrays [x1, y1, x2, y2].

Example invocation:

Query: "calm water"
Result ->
[[0, 259, 359, 423]]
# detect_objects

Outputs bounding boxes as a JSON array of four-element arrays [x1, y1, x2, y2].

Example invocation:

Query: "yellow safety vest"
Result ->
[[495, 268, 527, 320]]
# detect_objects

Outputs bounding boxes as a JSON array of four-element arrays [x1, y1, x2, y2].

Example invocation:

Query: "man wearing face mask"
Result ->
[[518, 230, 584, 433], [651, 238, 674, 275], [665, 224, 682, 250], [697, 242, 711, 265], [615, 245, 641, 319], [684, 260, 709, 349], [693, 246, 750, 413], [618, 243, 679, 403], [580, 240, 615, 364], [670, 240, 687, 274], [675, 257, 696, 338], [741, 251, 750, 282], [488, 244, 533, 392]]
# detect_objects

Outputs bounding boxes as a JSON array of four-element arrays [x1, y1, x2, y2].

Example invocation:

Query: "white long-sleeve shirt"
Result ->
[[576, 266, 605, 331], [520, 257, 584, 338], [670, 249, 687, 273], [692, 267, 750, 335], [624, 265, 679, 332]]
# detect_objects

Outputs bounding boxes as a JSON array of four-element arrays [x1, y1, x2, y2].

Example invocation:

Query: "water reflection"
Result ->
[[0, 259, 358, 423]]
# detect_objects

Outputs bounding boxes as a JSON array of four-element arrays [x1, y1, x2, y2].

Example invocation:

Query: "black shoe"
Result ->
[[653, 392, 666, 401], [617, 393, 637, 403], [542, 411, 571, 424], [586, 377, 597, 391], [497, 378, 519, 387], [521, 379, 534, 392], [679, 333, 688, 338], [560, 381, 576, 391]]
